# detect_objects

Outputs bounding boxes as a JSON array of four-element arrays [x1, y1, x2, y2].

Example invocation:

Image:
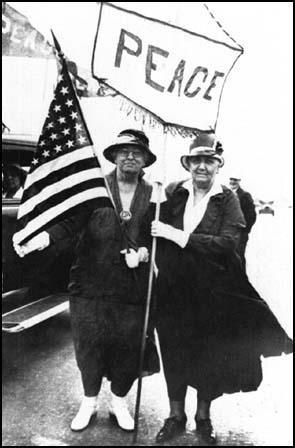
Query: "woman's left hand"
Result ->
[[151, 220, 189, 248], [151, 221, 175, 240]]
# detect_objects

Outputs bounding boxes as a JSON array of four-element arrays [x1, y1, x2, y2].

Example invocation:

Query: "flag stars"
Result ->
[[39, 140, 45, 147], [66, 140, 74, 148], [66, 99, 73, 107], [50, 133, 58, 141], [62, 128, 70, 136], [42, 150, 50, 158], [58, 117, 66, 124], [58, 74, 64, 82], [70, 111, 78, 119], [75, 123, 82, 131], [46, 122, 54, 129], [78, 135, 87, 145], [32, 158, 39, 165], [54, 105, 62, 112], [61, 86, 69, 95], [54, 145, 62, 153]]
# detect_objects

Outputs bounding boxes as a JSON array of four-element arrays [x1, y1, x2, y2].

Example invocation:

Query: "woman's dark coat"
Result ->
[[144, 180, 292, 400], [45, 169, 160, 388], [48, 169, 152, 303]]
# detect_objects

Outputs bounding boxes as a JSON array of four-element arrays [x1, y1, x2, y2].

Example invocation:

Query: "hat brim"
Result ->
[[103, 142, 156, 167], [181, 154, 224, 171]]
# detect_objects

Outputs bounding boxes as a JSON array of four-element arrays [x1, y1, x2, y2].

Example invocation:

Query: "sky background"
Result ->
[[3, 2, 293, 203]]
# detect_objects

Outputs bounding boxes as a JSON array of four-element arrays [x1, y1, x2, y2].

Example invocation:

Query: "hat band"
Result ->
[[181, 148, 224, 170], [188, 147, 217, 157], [110, 134, 147, 148]]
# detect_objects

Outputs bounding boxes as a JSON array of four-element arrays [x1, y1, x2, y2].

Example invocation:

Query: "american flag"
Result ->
[[13, 48, 112, 246]]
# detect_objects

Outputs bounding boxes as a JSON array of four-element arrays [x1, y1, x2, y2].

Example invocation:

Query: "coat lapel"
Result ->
[[169, 186, 188, 229], [195, 193, 224, 234], [170, 182, 225, 234]]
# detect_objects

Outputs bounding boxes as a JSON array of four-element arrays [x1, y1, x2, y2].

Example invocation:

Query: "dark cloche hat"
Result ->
[[103, 129, 157, 167]]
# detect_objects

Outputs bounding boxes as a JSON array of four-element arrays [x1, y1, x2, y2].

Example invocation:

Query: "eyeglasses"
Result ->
[[117, 148, 144, 158]]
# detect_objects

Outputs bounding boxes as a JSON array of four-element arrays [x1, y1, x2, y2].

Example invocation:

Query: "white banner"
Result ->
[[92, 3, 243, 131]]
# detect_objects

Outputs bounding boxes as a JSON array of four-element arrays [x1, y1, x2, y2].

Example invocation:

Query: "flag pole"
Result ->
[[132, 125, 168, 445]]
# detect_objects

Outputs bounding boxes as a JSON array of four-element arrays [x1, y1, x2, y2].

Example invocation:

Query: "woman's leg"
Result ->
[[196, 397, 211, 420], [109, 369, 135, 432], [169, 400, 186, 419], [71, 395, 98, 432], [195, 395, 216, 444], [168, 384, 187, 419], [70, 298, 105, 431], [155, 315, 188, 442], [70, 298, 106, 395], [109, 389, 134, 431], [155, 383, 188, 442]]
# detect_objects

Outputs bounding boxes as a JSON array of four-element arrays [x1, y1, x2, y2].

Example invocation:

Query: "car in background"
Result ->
[[2, 134, 74, 333], [256, 200, 275, 216]]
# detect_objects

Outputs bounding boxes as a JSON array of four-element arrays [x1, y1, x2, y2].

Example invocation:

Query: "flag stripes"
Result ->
[[22, 146, 97, 190], [13, 39, 112, 246], [16, 196, 112, 246], [15, 187, 110, 245], [18, 177, 107, 224], [20, 159, 102, 212]]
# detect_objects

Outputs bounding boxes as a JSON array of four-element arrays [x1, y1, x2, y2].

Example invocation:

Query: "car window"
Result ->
[[2, 138, 36, 199], [2, 149, 33, 167]]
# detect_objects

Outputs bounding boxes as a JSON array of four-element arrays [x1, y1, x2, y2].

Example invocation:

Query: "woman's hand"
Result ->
[[120, 247, 150, 268], [151, 221, 175, 240], [138, 247, 149, 263], [13, 231, 50, 258], [151, 220, 189, 248]]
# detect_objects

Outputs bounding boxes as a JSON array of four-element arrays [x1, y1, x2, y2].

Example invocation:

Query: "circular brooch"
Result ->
[[120, 210, 132, 222]]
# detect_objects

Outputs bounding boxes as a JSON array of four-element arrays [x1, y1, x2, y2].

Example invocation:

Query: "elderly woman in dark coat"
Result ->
[[14, 129, 160, 432], [148, 133, 292, 444]]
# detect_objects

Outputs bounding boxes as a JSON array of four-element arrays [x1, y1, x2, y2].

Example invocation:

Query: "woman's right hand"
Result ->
[[120, 247, 149, 268], [13, 231, 50, 258], [120, 248, 140, 268]]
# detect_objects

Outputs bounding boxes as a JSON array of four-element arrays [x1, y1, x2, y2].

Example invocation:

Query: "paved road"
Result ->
[[2, 209, 293, 446]]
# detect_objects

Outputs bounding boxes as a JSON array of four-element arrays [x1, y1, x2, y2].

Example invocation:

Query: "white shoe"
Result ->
[[71, 396, 97, 431], [109, 394, 134, 431]]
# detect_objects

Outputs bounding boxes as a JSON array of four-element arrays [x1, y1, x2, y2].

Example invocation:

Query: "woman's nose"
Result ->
[[197, 161, 206, 169]]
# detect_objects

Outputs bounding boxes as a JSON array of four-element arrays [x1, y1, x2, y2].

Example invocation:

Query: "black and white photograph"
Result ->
[[2, 2, 293, 446]]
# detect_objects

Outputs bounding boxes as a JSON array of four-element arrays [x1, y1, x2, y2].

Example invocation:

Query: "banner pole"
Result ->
[[132, 125, 168, 444]]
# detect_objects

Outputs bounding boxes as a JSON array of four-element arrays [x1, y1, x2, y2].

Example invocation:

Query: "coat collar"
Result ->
[[105, 168, 151, 217], [169, 180, 230, 232], [170, 179, 226, 208], [182, 178, 223, 199]]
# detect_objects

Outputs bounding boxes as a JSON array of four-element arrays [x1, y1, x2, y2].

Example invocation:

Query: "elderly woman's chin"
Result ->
[[194, 175, 212, 189]]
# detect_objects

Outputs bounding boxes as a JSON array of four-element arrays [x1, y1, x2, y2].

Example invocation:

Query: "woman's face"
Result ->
[[187, 156, 220, 188], [114, 145, 146, 175], [5, 170, 21, 191]]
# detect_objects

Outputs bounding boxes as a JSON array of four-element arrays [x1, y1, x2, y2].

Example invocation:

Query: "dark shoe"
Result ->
[[196, 418, 217, 445], [156, 416, 187, 443]]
